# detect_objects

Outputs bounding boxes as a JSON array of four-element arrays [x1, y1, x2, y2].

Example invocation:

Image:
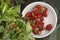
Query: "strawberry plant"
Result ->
[[0, 0, 35, 40]]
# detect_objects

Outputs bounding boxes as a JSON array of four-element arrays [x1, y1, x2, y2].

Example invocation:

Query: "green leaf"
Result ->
[[1, 3, 9, 13], [15, 0, 25, 5], [17, 19, 25, 28], [7, 6, 20, 14], [0, 14, 7, 21], [5, 0, 10, 4], [0, 0, 10, 4], [21, 17, 27, 21], [0, 14, 16, 21], [0, 26, 4, 32], [7, 39, 11, 40], [0, 15, 3, 21], [28, 34, 35, 40], [4, 14, 17, 21], [26, 22, 32, 34], [3, 33, 10, 40], [0, 2, 5, 13], [0, 0, 4, 3], [6, 6, 20, 19]]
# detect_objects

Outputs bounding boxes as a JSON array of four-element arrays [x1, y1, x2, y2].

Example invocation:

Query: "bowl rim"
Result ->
[[22, 2, 57, 38]]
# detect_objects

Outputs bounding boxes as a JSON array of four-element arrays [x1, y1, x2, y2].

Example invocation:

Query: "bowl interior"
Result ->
[[22, 2, 57, 38]]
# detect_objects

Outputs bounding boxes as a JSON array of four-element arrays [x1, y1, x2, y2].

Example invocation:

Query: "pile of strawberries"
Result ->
[[25, 5, 52, 35]]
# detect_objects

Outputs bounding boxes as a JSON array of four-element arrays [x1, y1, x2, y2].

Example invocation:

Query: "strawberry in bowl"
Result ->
[[22, 2, 57, 38]]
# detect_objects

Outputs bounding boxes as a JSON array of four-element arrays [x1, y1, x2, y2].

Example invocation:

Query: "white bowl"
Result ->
[[22, 2, 57, 38]]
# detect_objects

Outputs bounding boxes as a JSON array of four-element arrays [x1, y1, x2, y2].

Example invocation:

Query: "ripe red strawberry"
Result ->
[[33, 10, 39, 15], [30, 17, 33, 21], [32, 27, 36, 32], [35, 20, 40, 24], [39, 21, 44, 27], [33, 30, 40, 35], [39, 27, 44, 31], [25, 12, 32, 17], [33, 31, 38, 35], [33, 15, 38, 20], [43, 7, 47, 13], [38, 13, 43, 18], [35, 25, 39, 28], [31, 23, 35, 27], [31, 23, 36, 31], [46, 24, 52, 31], [35, 20, 40, 27], [25, 16, 29, 19], [42, 13, 47, 17], [40, 17, 44, 21], [35, 5, 41, 11]]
